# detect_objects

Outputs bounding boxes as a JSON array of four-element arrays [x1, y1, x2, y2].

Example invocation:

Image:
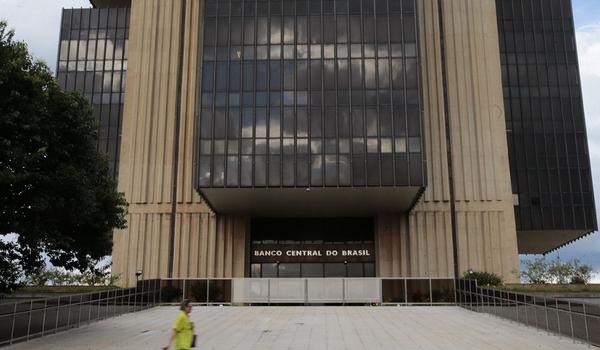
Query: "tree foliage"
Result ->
[[547, 257, 573, 284], [0, 21, 127, 292], [571, 260, 594, 285], [25, 263, 119, 287], [520, 257, 595, 285], [0, 241, 22, 293], [520, 257, 551, 284]]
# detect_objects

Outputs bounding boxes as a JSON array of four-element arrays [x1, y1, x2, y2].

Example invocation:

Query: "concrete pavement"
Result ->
[[8, 306, 589, 350]]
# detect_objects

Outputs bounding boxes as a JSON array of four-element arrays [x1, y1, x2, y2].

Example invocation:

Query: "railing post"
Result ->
[[342, 279, 346, 306], [480, 287, 484, 311], [141, 280, 145, 310], [66, 295, 72, 327], [134, 282, 138, 312], [462, 280, 465, 306], [41, 299, 48, 337], [492, 289, 497, 316], [78, 295, 83, 327], [26, 300, 33, 341], [429, 279, 433, 306], [533, 296, 538, 329], [153, 280, 158, 306], [455, 280, 459, 305], [466, 280, 470, 308], [183, 279, 186, 301], [404, 279, 408, 306], [515, 293, 521, 322], [158, 281, 162, 305], [96, 293, 101, 320], [55, 297, 61, 333], [267, 279, 271, 306], [9, 302, 17, 345], [544, 297, 550, 334], [206, 279, 210, 305], [524, 294, 529, 327], [113, 290, 117, 316], [88, 293, 93, 325], [556, 299, 561, 337], [304, 278, 308, 305], [568, 301, 574, 342], [583, 303, 590, 346]]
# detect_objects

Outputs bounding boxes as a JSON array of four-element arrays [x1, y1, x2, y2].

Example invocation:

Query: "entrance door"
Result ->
[[250, 218, 375, 277]]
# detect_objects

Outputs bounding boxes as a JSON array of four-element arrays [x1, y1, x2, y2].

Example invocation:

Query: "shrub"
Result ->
[[571, 260, 594, 285], [520, 257, 549, 284], [547, 257, 573, 284], [463, 270, 503, 287]]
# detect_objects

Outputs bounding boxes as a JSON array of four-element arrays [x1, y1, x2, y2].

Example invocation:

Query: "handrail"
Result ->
[[0, 279, 161, 347], [457, 279, 600, 347]]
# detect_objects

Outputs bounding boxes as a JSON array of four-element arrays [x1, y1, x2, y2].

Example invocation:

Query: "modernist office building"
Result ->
[[57, 0, 596, 286]]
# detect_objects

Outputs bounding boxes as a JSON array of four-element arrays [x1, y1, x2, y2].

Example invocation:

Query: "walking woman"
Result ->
[[163, 299, 195, 350]]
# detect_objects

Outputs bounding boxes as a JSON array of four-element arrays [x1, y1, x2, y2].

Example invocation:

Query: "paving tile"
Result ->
[[7, 306, 589, 350]]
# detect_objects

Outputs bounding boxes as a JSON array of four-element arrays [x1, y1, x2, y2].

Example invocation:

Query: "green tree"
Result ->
[[571, 259, 594, 285], [0, 241, 22, 293], [0, 21, 127, 292], [547, 257, 574, 284], [520, 257, 549, 284]]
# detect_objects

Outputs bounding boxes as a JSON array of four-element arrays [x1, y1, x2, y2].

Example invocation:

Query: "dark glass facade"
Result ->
[[497, 0, 597, 236], [57, 8, 130, 179], [197, 0, 424, 189]]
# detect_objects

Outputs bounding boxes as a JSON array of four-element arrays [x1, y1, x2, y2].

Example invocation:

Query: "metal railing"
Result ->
[[159, 278, 456, 305], [0, 279, 160, 347], [457, 279, 600, 347], [160, 278, 233, 305]]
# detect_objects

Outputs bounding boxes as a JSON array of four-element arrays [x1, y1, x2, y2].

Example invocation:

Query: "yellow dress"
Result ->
[[173, 311, 193, 350]]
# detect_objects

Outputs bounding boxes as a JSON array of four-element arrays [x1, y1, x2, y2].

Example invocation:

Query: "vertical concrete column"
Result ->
[[113, 0, 249, 286], [374, 0, 518, 282]]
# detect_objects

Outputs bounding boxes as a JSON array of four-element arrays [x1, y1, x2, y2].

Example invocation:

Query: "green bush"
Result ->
[[463, 270, 503, 287]]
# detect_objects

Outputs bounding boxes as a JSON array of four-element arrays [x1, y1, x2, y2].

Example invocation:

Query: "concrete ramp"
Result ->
[[10, 306, 588, 350]]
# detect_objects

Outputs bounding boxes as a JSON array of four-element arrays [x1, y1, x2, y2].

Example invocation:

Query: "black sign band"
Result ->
[[250, 243, 375, 263]]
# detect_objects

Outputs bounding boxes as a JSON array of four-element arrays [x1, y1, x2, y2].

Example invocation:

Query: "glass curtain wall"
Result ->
[[497, 0, 596, 232], [57, 8, 130, 179], [197, 0, 423, 189]]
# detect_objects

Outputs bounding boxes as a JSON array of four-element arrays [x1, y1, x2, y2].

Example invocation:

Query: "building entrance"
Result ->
[[250, 218, 375, 278]]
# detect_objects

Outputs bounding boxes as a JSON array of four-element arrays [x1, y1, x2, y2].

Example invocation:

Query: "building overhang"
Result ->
[[517, 229, 597, 254], [198, 187, 423, 217], [90, 0, 131, 8]]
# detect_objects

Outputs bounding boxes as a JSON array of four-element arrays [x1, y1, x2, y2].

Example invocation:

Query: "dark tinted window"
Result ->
[[197, 0, 422, 189]]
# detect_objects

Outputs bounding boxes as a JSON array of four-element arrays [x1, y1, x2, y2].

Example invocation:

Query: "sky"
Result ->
[[0, 0, 599, 281]]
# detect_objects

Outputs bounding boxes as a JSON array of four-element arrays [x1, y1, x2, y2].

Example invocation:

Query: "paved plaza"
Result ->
[[9, 306, 588, 350]]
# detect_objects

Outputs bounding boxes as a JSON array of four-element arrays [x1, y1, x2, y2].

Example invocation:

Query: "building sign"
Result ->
[[250, 244, 375, 263]]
